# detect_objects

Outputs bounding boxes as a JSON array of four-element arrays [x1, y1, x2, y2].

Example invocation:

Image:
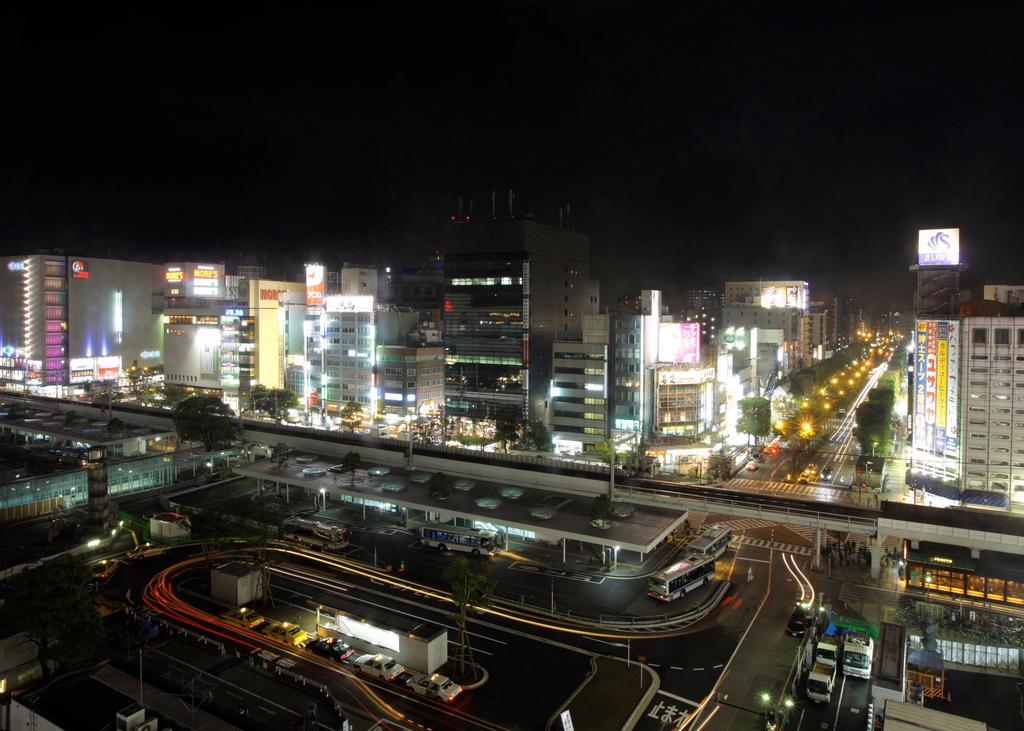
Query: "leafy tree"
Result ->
[[737, 396, 772, 443], [1, 555, 103, 679], [250, 385, 300, 421], [591, 493, 613, 523], [428, 471, 450, 501], [586, 439, 614, 465], [340, 401, 364, 431], [162, 383, 189, 408], [443, 556, 494, 680], [187, 508, 239, 564], [340, 451, 362, 488], [173, 396, 237, 452], [493, 412, 520, 454], [522, 420, 554, 452]]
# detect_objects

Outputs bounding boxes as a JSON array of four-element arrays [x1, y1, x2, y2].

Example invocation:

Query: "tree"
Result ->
[[737, 396, 772, 444], [173, 396, 237, 452], [586, 439, 615, 465], [1, 555, 103, 680], [187, 508, 239, 565], [428, 471, 450, 501], [443, 556, 494, 680], [493, 412, 520, 454], [340, 401, 364, 432], [251, 385, 300, 421], [162, 383, 189, 408], [340, 451, 362, 488], [522, 420, 553, 452], [591, 493, 613, 523]]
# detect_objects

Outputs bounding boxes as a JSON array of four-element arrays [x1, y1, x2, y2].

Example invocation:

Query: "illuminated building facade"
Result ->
[[550, 314, 609, 453], [0, 255, 162, 392]]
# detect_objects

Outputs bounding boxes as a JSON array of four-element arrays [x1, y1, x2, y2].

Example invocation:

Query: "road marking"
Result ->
[[735, 557, 771, 564], [670, 666, 683, 670], [508, 562, 606, 584], [257, 705, 277, 715], [657, 689, 700, 707], [649, 663, 660, 667], [712, 663, 723, 669], [692, 667, 704, 671]]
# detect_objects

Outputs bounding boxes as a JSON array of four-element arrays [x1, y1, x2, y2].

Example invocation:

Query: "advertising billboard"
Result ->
[[305, 263, 325, 306], [325, 295, 374, 313], [759, 283, 807, 310], [96, 355, 121, 380], [658, 322, 700, 364], [913, 319, 960, 466], [917, 228, 960, 266], [70, 260, 89, 279], [69, 357, 95, 383]]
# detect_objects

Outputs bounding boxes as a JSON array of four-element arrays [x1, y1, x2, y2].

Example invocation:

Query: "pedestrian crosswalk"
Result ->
[[689, 512, 817, 544], [840, 531, 903, 553], [725, 476, 844, 496], [735, 536, 813, 556]]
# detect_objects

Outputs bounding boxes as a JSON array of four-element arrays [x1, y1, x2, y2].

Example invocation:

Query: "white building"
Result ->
[[983, 284, 1024, 306], [958, 316, 1024, 508], [304, 294, 377, 423], [550, 315, 609, 453]]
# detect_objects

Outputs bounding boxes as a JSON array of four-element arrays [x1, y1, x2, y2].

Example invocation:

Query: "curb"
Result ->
[[459, 662, 490, 690], [546, 656, 660, 731], [546, 656, 598, 731], [623, 663, 661, 731]]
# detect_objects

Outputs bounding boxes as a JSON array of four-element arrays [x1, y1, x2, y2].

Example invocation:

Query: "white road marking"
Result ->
[[692, 666, 704, 671], [657, 689, 700, 707], [713, 663, 723, 668]]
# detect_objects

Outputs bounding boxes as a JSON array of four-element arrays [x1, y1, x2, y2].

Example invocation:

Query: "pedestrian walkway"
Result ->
[[734, 535, 813, 556], [725, 476, 847, 498], [692, 512, 816, 543]]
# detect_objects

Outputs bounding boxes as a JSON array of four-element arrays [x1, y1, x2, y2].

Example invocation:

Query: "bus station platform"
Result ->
[[236, 455, 687, 556]]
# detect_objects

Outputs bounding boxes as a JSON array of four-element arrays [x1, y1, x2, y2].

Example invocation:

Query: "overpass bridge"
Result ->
[[7, 394, 1024, 576]]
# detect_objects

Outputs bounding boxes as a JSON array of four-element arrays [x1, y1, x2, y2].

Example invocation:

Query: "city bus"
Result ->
[[686, 524, 732, 560], [283, 517, 349, 552], [419, 523, 498, 557], [648, 555, 717, 602]]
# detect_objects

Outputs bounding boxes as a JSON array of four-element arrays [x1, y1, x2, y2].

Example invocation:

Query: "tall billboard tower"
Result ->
[[909, 229, 963, 483]]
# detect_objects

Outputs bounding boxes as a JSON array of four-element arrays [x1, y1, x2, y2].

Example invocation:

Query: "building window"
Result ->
[[995, 328, 1011, 345], [973, 328, 988, 345]]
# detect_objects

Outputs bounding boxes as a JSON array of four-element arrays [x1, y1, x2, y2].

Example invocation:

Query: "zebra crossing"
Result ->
[[840, 531, 903, 553], [725, 476, 843, 496], [734, 535, 813, 556], [688, 512, 817, 543]]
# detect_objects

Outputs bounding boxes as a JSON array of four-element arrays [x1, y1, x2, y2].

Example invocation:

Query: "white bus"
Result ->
[[686, 524, 732, 560], [419, 523, 498, 557], [648, 555, 717, 602]]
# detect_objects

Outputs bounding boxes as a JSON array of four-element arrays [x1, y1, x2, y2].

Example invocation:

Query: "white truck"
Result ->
[[814, 636, 840, 668], [842, 633, 874, 678], [806, 662, 837, 704]]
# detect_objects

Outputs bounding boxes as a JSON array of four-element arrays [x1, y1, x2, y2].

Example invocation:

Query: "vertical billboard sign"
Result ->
[[945, 320, 959, 456], [658, 322, 701, 364], [913, 321, 928, 451], [925, 321, 938, 450], [305, 263, 325, 306], [935, 321, 948, 454]]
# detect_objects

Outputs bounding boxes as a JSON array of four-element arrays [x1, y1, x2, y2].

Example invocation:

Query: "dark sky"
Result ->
[[4, 4, 1024, 312]]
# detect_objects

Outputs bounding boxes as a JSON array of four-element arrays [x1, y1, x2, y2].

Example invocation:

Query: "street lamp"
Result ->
[[613, 545, 620, 569], [319, 487, 326, 512], [872, 440, 879, 457]]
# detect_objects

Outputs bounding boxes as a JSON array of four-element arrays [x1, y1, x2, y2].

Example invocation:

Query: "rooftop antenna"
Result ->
[[566, 203, 572, 229], [458, 196, 463, 219], [508, 190, 514, 218], [558, 207, 564, 228], [491, 191, 496, 219]]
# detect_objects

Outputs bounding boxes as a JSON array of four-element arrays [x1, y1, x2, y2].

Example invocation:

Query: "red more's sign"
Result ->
[[260, 288, 287, 301]]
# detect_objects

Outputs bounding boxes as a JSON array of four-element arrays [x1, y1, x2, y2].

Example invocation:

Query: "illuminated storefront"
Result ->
[[905, 541, 1024, 606]]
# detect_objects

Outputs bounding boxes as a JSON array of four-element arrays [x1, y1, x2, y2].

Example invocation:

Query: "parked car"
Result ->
[[353, 654, 405, 681], [309, 637, 355, 662], [786, 608, 809, 636]]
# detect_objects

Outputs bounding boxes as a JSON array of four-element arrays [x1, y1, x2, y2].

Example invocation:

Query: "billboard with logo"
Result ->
[[658, 322, 700, 364], [913, 319, 959, 467], [918, 228, 960, 266], [325, 295, 374, 313], [70, 260, 89, 279], [305, 264, 325, 306]]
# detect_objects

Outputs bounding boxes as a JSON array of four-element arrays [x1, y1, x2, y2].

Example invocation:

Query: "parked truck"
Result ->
[[842, 632, 874, 678], [814, 634, 840, 668], [806, 662, 837, 704]]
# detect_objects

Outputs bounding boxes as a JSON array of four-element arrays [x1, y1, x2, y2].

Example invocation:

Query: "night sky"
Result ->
[[5, 5, 1024, 312]]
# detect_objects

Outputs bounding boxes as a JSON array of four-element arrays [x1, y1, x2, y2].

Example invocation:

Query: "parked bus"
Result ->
[[648, 555, 717, 602], [686, 524, 732, 560], [419, 523, 498, 556], [283, 517, 349, 552]]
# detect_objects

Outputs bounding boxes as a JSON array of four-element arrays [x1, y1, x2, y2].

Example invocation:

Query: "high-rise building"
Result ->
[[376, 344, 445, 418], [443, 217, 599, 423], [550, 314, 609, 453], [610, 290, 662, 436], [381, 258, 444, 311], [0, 255, 163, 393]]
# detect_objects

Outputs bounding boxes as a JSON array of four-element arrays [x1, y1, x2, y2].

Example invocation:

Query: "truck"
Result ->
[[814, 635, 840, 668], [806, 662, 837, 704], [842, 632, 874, 678]]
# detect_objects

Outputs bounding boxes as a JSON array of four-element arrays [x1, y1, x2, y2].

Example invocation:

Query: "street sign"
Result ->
[[560, 710, 574, 731]]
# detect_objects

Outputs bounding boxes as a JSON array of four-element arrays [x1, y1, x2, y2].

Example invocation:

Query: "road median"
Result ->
[[547, 656, 659, 731]]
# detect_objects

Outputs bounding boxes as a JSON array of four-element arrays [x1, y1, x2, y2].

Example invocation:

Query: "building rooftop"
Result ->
[[0, 404, 173, 446], [238, 455, 686, 554]]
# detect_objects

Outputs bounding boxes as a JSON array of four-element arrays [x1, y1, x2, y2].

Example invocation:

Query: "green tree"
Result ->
[[173, 396, 237, 452], [493, 412, 520, 453], [586, 439, 615, 465], [1, 555, 103, 680], [443, 556, 494, 680], [428, 471, 450, 501], [591, 493, 613, 523], [162, 383, 189, 408], [251, 385, 300, 421], [737, 396, 772, 443], [340, 450, 362, 488], [522, 420, 554, 452], [340, 401, 364, 431], [187, 508, 240, 564]]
